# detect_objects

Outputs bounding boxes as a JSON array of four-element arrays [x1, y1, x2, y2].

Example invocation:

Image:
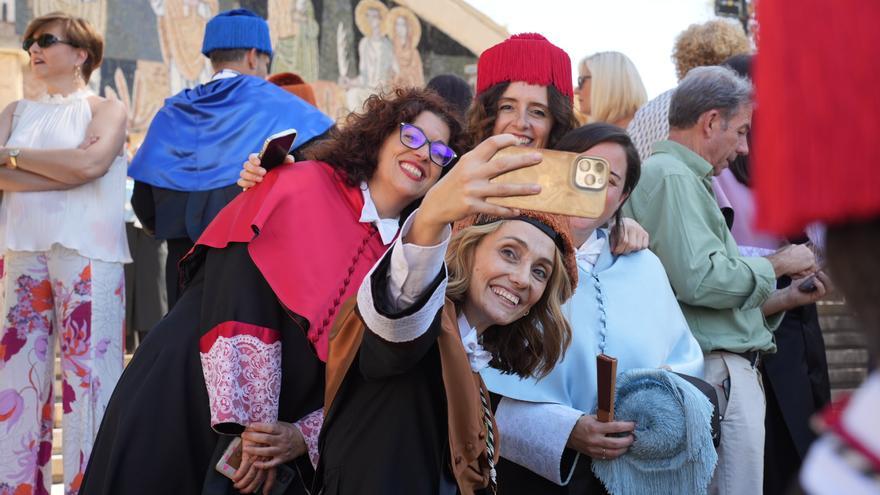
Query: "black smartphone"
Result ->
[[797, 275, 818, 293], [258, 129, 298, 171]]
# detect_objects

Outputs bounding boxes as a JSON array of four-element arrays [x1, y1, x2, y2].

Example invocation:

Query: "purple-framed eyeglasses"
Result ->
[[399, 123, 457, 168]]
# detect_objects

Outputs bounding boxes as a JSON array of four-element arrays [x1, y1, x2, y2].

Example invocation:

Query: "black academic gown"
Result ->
[[80, 243, 323, 495], [762, 298, 831, 494], [317, 253, 459, 495], [319, 243, 502, 495]]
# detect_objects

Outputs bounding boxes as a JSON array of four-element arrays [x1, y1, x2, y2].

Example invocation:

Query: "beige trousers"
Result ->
[[705, 351, 767, 495]]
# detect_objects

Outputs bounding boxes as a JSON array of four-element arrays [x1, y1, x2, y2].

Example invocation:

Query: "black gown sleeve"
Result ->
[[358, 244, 447, 380]]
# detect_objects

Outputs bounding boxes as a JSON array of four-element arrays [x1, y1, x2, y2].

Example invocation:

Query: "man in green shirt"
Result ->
[[624, 66, 827, 494]]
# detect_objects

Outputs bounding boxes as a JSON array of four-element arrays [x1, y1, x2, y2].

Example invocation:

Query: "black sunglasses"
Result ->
[[23, 33, 79, 51], [399, 123, 457, 168]]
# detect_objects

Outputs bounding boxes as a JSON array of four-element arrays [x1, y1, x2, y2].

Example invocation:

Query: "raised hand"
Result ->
[[405, 134, 543, 246]]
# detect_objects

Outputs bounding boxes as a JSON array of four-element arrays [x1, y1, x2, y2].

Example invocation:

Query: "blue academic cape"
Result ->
[[128, 75, 333, 192], [482, 239, 704, 413]]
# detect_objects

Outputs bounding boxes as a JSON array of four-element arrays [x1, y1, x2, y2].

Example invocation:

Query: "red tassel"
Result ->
[[754, 0, 880, 235], [476, 33, 573, 101]]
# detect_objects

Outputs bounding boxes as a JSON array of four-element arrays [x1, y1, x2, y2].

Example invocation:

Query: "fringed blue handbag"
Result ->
[[591, 369, 718, 495]]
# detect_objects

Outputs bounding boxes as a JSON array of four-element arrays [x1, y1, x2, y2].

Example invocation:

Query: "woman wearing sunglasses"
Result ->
[[81, 88, 538, 495], [0, 12, 129, 495], [318, 133, 577, 494]]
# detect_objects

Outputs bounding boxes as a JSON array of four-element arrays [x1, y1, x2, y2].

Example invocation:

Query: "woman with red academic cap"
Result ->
[[239, 34, 649, 251]]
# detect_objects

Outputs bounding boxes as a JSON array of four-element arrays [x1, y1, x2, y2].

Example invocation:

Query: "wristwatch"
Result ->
[[6, 148, 20, 169]]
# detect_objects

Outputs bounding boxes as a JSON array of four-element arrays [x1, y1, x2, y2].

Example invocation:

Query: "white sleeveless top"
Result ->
[[0, 90, 131, 263]]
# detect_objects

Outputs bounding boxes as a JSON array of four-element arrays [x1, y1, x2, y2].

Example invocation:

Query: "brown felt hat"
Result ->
[[267, 72, 317, 107], [453, 210, 578, 293]]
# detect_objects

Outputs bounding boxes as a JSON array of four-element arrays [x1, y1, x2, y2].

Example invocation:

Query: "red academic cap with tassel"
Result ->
[[754, 0, 880, 235], [476, 33, 574, 102]]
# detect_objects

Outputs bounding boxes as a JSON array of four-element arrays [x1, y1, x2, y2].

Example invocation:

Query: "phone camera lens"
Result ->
[[578, 159, 591, 172], [585, 174, 597, 186], [593, 162, 605, 174]]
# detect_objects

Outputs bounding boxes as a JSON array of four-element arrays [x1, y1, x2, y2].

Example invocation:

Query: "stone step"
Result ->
[[821, 329, 868, 349], [825, 348, 870, 367], [817, 298, 851, 316], [819, 314, 863, 334], [51, 454, 63, 485], [828, 367, 869, 389], [52, 427, 63, 455]]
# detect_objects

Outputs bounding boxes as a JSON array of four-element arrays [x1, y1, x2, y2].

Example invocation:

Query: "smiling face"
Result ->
[[370, 110, 450, 215], [567, 141, 630, 244], [705, 103, 752, 175], [26, 21, 86, 83], [491, 82, 554, 148], [462, 220, 556, 332]]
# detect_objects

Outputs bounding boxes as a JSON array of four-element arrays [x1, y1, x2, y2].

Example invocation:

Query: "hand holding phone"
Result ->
[[258, 129, 298, 171], [488, 146, 610, 218]]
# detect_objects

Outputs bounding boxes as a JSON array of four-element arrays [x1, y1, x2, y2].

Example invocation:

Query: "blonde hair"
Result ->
[[673, 19, 750, 81], [580, 51, 648, 125], [24, 12, 104, 83], [446, 221, 572, 378]]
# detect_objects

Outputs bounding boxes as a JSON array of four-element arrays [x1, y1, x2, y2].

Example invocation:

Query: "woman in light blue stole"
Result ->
[[481, 124, 704, 494]]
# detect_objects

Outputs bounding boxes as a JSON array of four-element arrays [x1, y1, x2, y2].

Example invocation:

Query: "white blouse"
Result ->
[[0, 90, 131, 263]]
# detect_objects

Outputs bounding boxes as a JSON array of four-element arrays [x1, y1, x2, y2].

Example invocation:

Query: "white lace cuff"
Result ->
[[495, 398, 583, 485], [292, 409, 323, 469]]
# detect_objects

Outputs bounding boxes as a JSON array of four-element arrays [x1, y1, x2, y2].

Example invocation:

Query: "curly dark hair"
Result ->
[[465, 81, 578, 150], [304, 87, 466, 187]]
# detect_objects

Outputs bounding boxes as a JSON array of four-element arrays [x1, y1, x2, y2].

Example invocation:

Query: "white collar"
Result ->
[[359, 182, 400, 245], [576, 229, 607, 271], [211, 69, 241, 82], [457, 312, 493, 373]]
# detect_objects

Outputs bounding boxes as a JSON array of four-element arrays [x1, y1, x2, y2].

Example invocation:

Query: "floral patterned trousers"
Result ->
[[0, 246, 124, 495]]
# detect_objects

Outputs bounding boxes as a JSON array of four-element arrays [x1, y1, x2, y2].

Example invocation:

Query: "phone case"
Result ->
[[215, 436, 242, 479], [488, 146, 609, 218], [259, 129, 298, 171]]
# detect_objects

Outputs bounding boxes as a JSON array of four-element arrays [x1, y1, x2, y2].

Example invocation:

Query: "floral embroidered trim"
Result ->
[[292, 409, 324, 468], [200, 322, 282, 431]]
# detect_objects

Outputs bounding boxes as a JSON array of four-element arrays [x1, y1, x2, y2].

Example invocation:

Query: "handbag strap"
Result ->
[[674, 372, 722, 448]]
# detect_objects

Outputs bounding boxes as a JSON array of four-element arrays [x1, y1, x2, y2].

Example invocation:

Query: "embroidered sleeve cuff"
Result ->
[[495, 398, 584, 485], [199, 321, 282, 435], [387, 209, 452, 311], [292, 409, 323, 469]]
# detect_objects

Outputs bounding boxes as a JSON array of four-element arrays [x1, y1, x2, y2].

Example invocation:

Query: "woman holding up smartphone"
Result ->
[[481, 124, 706, 494], [318, 134, 578, 494], [238, 33, 649, 254], [80, 88, 494, 495]]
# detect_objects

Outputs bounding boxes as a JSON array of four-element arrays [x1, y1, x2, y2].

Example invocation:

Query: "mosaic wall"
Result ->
[[7, 0, 479, 136]]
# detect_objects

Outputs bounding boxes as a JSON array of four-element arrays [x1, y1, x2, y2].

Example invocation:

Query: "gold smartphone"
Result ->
[[488, 146, 609, 218]]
